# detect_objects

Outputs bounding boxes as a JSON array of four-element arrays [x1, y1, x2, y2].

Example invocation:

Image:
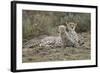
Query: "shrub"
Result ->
[[22, 10, 91, 40]]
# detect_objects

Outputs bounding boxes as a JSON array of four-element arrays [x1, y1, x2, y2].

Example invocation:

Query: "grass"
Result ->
[[22, 47, 90, 63], [22, 32, 91, 63]]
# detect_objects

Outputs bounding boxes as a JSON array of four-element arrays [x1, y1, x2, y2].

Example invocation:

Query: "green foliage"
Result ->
[[22, 10, 91, 40]]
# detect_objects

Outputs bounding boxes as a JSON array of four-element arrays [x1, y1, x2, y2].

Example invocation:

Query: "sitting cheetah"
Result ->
[[66, 22, 84, 47]]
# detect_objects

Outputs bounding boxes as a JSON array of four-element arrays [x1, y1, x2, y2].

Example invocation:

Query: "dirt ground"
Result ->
[[22, 32, 91, 63]]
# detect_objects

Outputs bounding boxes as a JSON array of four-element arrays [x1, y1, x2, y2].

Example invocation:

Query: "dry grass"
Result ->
[[22, 32, 91, 63]]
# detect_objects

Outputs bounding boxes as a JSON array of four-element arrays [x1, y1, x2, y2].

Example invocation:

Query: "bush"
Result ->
[[22, 10, 91, 40]]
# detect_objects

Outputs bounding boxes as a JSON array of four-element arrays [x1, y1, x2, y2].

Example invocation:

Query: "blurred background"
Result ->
[[22, 10, 91, 41]]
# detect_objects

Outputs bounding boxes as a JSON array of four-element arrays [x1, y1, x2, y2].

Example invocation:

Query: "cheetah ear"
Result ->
[[73, 23, 77, 30]]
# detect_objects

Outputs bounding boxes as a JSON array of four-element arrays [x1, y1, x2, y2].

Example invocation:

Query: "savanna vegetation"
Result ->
[[22, 10, 91, 63], [22, 10, 91, 41]]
